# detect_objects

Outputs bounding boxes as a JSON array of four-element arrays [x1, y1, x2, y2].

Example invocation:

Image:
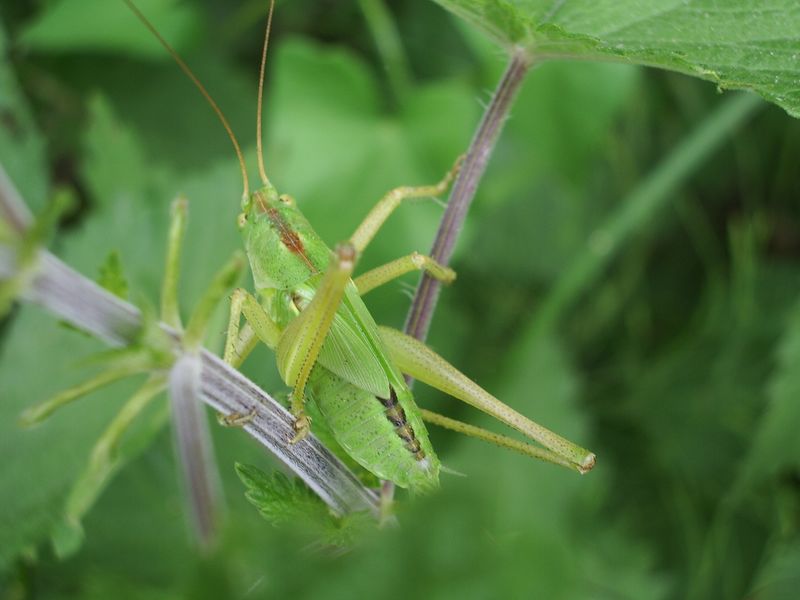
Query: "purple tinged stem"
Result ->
[[383, 51, 532, 502], [403, 50, 532, 345]]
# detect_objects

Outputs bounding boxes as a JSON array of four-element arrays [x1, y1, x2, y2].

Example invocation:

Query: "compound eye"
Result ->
[[279, 194, 295, 206]]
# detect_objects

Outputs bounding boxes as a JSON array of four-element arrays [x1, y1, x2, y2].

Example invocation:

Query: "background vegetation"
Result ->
[[1, 0, 799, 598]]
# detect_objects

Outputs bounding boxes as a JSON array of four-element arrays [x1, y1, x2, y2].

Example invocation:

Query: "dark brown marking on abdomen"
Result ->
[[377, 387, 426, 462]]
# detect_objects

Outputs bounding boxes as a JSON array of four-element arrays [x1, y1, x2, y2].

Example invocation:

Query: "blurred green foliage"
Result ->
[[1, 1, 799, 599]]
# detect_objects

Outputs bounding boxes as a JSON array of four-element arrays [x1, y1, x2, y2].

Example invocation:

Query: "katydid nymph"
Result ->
[[125, 0, 595, 493]]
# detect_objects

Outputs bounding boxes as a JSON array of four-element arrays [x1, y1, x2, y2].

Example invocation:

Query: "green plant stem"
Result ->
[[19, 366, 143, 426], [161, 197, 187, 329], [183, 251, 245, 349]]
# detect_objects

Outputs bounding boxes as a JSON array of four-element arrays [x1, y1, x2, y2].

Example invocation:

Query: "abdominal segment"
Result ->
[[307, 367, 439, 491], [376, 387, 427, 462]]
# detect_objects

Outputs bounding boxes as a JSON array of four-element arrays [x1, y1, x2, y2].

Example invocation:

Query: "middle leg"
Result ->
[[354, 251, 456, 296], [348, 155, 462, 255]]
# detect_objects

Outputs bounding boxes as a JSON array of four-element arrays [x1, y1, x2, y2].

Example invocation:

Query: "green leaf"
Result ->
[[236, 464, 330, 526], [97, 250, 129, 300], [433, 0, 800, 117], [235, 464, 374, 548]]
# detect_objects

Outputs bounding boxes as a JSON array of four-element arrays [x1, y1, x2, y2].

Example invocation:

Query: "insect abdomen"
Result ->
[[308, 368, 439, 491]]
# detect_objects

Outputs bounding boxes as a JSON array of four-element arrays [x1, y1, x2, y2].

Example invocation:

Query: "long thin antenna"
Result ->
[[256, 0, 275, 185], [123, 0, 250, 198]]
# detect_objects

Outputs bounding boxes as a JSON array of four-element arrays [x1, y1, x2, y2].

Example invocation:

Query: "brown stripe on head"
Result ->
[[263, 206, 316, 271]]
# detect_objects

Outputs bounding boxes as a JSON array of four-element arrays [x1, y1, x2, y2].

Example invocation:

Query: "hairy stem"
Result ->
[[386, 50, 532, 501], [403, 49, 532, 344]]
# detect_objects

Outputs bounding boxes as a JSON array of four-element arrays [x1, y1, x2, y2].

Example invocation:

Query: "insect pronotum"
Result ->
[[124, 0, 596, 493]]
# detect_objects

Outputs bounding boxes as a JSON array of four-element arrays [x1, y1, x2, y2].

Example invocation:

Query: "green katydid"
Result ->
[[125, 0, 595, 492]]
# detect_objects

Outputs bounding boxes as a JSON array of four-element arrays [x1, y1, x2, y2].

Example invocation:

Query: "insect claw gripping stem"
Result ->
[[289, 414, 312, 445], [217, 407, 258, 428]]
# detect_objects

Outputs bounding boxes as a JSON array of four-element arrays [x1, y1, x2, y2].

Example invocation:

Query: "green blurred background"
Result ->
[[1, 1, 800, 598]]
